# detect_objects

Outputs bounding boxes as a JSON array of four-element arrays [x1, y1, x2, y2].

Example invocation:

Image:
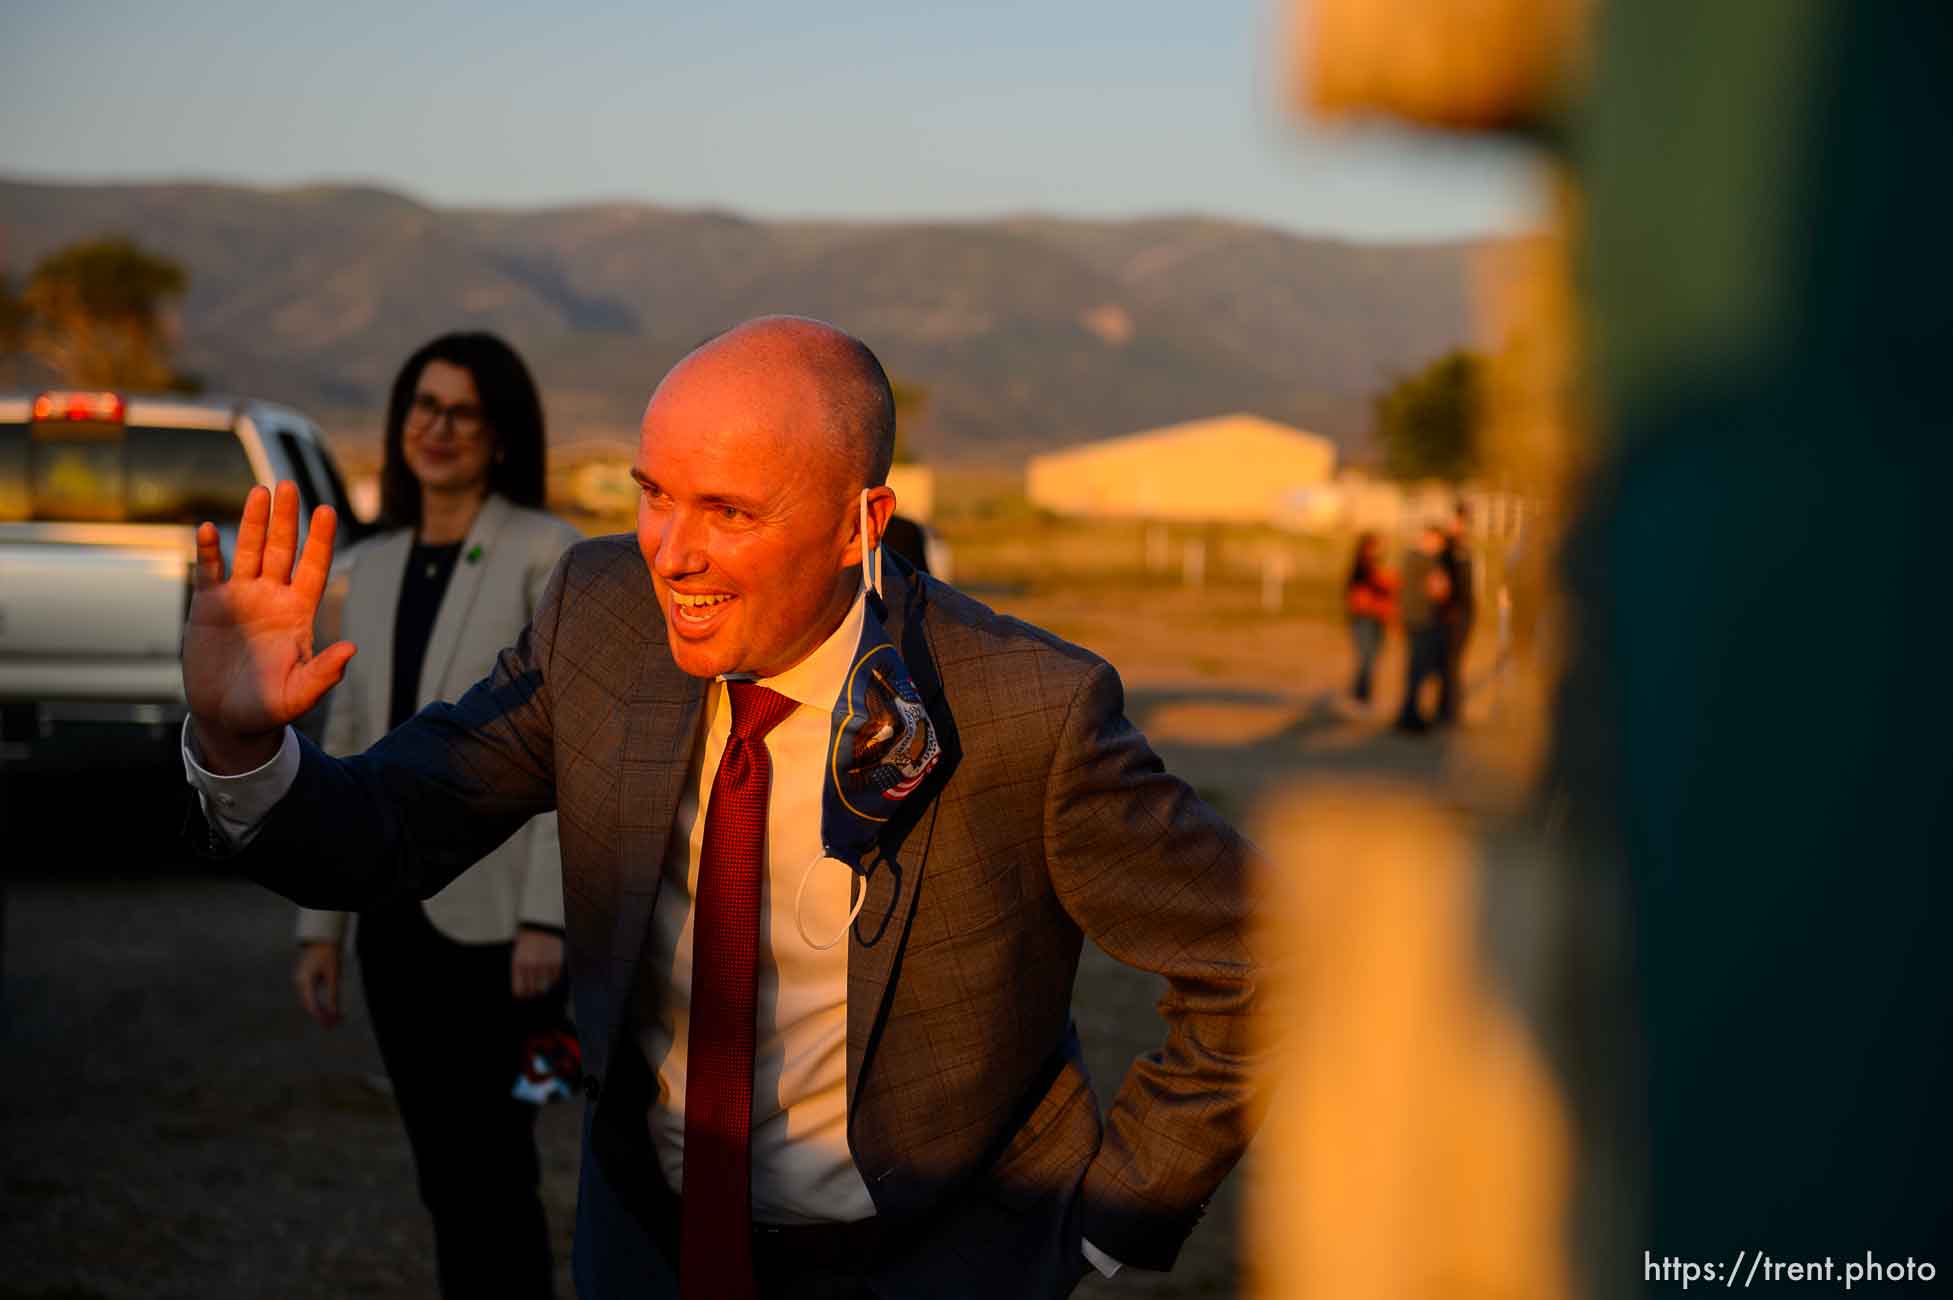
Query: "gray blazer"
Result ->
[[220, 537, 1263, 1299], [296, 493, 581, 945]]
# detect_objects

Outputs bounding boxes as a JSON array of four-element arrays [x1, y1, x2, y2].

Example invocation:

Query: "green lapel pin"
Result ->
[[465, 544, 483, 565]]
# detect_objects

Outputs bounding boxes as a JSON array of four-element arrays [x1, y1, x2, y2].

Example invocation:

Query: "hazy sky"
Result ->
[[2, 0, 1544, 241]]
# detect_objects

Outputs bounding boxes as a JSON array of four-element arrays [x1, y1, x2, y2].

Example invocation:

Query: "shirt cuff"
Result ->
[[1082, 1237, 1123, 1279], [180, 719, 300, 849]]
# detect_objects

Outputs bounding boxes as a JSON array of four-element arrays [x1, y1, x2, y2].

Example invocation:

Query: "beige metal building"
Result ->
[[1026, 413, 1337, 523]]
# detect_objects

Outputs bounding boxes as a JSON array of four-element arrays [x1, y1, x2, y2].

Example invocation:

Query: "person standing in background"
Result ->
[[290, 332, 582, 1298], [1394, 523, 1453, 734], [1342, 531, 1398, 709], [1436, 502, 1476, 726]]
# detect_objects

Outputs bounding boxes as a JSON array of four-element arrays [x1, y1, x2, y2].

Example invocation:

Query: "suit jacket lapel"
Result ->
[[355, 528, 413, 743], [420, 494, 509, 706], [847, 558, 956, 1119], [611, 646, 705, 1034]]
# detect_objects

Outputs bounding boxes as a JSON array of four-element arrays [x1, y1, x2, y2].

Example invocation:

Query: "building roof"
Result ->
[[1030, 413, 1333, 466], [1026, 412, 1338, 523]]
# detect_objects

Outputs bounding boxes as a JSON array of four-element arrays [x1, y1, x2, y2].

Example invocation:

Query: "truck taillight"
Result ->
[[32, 391, 125, 423]]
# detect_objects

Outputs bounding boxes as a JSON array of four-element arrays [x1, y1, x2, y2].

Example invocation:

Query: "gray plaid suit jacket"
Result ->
[[225, 535, 1263, 1299]]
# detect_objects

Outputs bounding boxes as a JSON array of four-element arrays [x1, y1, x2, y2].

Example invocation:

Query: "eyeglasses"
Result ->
[[406, 393, 487, 438]]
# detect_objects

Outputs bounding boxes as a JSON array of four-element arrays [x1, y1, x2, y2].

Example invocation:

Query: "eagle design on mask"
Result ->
[[844, 662, 939, 800]]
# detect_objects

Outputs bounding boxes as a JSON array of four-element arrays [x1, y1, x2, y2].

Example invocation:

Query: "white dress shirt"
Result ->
[[639, 593, 874, 1224], [181, 588, 1121, 1276]]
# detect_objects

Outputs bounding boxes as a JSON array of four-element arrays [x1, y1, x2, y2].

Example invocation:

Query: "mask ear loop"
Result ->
[[794, 854, 869, 951], [859, 488, 882, 599]]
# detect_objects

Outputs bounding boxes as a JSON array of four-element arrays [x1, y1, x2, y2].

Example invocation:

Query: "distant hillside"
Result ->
[[0, 179, 1488, 464]]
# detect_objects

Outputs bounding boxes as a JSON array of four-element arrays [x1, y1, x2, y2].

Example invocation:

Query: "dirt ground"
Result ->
[[0, 583, 1522, 1300]]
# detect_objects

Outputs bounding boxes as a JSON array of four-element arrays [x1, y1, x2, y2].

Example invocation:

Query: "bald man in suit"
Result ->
[[179, 317, 1264, 1299]]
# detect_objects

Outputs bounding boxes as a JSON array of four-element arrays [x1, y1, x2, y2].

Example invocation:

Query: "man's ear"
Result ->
[[846, 485, 900, 568]]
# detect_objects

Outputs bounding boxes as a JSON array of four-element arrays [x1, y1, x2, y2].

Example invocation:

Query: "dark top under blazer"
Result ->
[[210, 537, 1265, 1300]]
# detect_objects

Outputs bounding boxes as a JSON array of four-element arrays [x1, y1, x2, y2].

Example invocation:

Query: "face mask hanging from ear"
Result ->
[[793, 489, 941, 950], [859, 486, 883, 599]]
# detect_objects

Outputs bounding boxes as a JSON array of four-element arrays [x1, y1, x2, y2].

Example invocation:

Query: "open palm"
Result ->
[[182, 482, 356, 754]]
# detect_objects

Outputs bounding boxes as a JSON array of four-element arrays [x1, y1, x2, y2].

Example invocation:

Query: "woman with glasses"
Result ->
[[290, 332, 581, 1298]]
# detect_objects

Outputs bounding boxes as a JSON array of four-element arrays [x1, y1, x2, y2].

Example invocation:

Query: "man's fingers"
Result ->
[[294, 641, 357, 711], [261, 481, 302, 583], [233, 485, 271, 580], [313, 640, 358, 680], [194, 522, 226, 590], [292, 504, 338, 607]]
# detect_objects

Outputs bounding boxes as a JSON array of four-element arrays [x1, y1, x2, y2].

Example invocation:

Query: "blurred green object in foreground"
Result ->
[[1555, 0, 1953, 1284]]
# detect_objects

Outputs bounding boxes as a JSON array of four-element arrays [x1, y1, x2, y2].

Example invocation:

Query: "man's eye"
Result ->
[[718, 505, 744, 521]]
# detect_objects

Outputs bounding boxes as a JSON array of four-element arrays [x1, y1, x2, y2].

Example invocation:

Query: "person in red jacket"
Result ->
[[1343, 531, 1399, 708]]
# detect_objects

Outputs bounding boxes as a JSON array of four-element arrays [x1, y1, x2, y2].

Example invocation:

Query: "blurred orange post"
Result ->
[[1251, 783, 1573, 1300], [1297, 0, 1590, 129], [1254, 3, 1599, 1296]]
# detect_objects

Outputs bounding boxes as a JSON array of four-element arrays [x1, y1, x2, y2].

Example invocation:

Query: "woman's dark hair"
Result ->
[[379, 332, 547, 529], [1345, 530, 1380, 592]]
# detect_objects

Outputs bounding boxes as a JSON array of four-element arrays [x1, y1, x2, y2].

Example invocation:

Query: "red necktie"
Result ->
[[680, 681, 797, 1300]]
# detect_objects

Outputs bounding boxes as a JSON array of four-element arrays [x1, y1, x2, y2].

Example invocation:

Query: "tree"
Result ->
[[10, 236, 191, 390], [1373, 349, 1486, 482]]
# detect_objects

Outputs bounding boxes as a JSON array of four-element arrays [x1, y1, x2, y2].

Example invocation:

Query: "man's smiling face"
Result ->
[[632, 322, 887, 680]]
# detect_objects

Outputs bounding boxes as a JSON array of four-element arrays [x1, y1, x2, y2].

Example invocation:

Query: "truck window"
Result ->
[[31, 418, 127, 521], [125, 426, 259, 523], [316, 449, 356, 519], [0, 421, 258, 524], [274, 430, 324, 512], [296, 432, 369, 541]]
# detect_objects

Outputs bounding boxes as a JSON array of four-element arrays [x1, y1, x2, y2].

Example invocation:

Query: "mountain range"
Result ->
[[0, 179, 1487, 464]]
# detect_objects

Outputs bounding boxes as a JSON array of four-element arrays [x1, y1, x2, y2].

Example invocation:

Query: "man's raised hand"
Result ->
[[182, 481, 356, 773]]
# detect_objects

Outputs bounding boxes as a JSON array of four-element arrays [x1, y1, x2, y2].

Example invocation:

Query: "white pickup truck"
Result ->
[[0, 390, 363, 771]]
